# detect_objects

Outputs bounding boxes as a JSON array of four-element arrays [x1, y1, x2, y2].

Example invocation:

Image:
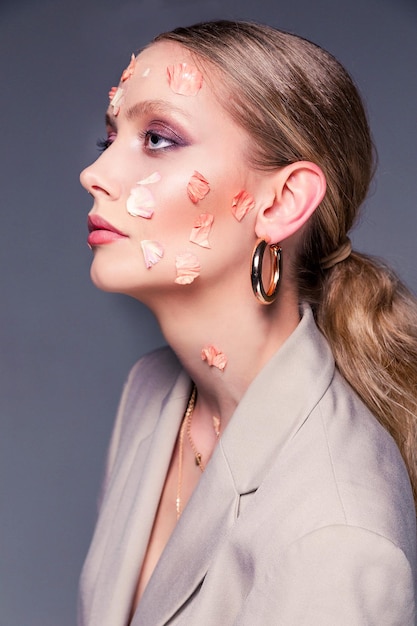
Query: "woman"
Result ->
[[78, 20, 417, 625]]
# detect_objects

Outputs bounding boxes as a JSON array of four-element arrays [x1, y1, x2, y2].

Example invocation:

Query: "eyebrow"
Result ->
[[105, 99, 191, 127]]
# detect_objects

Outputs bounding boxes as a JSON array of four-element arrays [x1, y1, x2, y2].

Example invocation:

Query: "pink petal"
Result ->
[[141, 67, 151, 78], [121, 53, 136, 82], [231, 190, 256, 221], [140, 240, 164, 268], [137, 172, 161, 185], [187, 171, 210, 204], [175, 252, 201, 285], [167, 62, 203, 96], [126, 186, 155, 218], [110, 86, 124, 116], [189, 213, 214, 248], [108, 86, 118, 101], [201, 346, 227, 371]]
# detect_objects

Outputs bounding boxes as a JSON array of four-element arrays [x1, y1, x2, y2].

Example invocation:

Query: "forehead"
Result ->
[[116, 41, 221, 113], [136, 41, 199, 74]]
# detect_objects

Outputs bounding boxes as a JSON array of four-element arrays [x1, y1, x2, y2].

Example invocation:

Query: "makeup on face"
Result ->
[[167, 62, 203, 96], [189, 213, 214, 248], [140, 240, 164, 268], [187, 171, 210, 203], [175, 252, 201, 285], [201, 345, 228, 371], [231, 190, 256, 221]]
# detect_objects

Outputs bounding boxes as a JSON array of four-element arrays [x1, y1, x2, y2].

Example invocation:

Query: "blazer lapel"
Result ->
[[132, 439, 239, 625], [81, 364, 193, 626]]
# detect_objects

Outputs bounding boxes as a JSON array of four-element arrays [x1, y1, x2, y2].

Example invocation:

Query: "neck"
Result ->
[[148, 281, 301, 432]]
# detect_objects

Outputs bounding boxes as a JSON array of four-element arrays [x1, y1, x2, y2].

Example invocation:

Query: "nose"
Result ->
[[80, 154, 122, 200]]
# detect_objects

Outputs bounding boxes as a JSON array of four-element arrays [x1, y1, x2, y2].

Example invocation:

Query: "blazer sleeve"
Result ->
[[240, 525, 416, 626]]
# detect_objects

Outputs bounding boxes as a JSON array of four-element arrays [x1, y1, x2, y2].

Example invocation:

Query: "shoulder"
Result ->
[[243, 524, 416, 625], [102, 346, 185, 478], [119, 346, 183, 414], [126, 345, 182, 391], [278, 369, 416, 562]]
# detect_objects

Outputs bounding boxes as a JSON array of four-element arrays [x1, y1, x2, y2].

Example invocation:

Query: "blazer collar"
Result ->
[[132, 305, 335, 625]]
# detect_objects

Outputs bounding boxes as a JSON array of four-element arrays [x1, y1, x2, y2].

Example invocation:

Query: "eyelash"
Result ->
[[96, 126, 184, 154]]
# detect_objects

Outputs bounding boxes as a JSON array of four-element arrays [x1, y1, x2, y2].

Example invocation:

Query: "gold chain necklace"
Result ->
[[176, 386, 196, 520], [176, 385, 221, 519]]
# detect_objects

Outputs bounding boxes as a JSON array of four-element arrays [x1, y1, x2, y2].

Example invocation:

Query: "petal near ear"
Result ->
[[255, 162, 326, 243]]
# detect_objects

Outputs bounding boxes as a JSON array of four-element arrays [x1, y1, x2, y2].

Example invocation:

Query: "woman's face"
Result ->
[[80, 41, 260, 304]]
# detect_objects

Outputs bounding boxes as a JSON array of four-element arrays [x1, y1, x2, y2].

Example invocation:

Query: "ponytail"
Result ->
[[315, 252, 417, 511]]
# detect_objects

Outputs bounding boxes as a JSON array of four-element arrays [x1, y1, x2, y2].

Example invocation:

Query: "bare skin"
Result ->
[[80, 41, 326, 616]]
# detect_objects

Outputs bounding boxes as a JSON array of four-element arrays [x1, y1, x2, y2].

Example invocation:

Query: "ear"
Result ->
[[255, 161, 326, 243]]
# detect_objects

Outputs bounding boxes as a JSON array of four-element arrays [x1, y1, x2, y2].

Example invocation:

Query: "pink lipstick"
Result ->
[[87, 215, 128, 246]]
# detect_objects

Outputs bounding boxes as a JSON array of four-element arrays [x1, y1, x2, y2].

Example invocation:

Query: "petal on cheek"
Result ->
[[201, 346, 227, 371], [231, 190, 256, 221], [140, 240, 164, 268], [189, 213, 214, 248], [167, 63, 203, 96], [175, 252, 201, 285], [187, 171, 210, 204], [137, 171, 161, 185], [127, 186, 156, 218]]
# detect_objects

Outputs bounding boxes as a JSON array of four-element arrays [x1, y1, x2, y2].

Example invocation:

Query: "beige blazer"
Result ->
[[78, 306, 416, 625]]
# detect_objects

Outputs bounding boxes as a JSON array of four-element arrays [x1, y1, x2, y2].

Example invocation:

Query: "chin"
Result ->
[[89, 257, 139, 294]]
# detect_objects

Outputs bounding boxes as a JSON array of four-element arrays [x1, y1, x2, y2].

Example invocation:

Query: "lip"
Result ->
[[87, 214, 128, 246]]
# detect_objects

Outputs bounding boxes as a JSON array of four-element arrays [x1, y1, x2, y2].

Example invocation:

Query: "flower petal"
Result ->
[[108, 86, 118, 101], [109, 86, 124, 116], [231, 190, 256, 221], [175, 252, 201, 285], [126, 186, 155, 218], [141, 67, 151, 78], [201, 345, 227, 371], [137, 172, 161, 185], [121, 53, 136, 82], [140, 240, 164, 268], [187, 171, 210, 204], [189, 213, 214, 248], [167, 62, 203, 96]]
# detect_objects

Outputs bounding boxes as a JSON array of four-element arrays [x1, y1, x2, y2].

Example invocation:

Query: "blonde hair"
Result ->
[[155, 21, 417, 509]]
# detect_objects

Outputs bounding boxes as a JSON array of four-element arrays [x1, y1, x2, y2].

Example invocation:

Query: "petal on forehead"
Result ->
[[140, 240, 164, 268], [175, 252, 201, 285], [127, 186, 155, 218], [231, 190, 256, 222], [167, 62, 203, 96], [189, 213, 214, 248], [121, 53, 136, 82], [187, 171, 210, 204], [108, 86, 118, 101], [201, 345, 227, 371], [109, 86, 124, 116], [141, 67, 151, 78]]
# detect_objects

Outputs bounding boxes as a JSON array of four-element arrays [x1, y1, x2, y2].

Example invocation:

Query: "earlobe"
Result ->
[[255, 161, 326, 243]]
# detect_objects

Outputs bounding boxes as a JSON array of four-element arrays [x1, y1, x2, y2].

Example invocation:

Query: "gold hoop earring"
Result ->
[[250, 240, 282, 305]]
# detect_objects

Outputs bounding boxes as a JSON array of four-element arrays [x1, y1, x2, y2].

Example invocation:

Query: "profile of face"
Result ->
[[80, 41, 262, 306]]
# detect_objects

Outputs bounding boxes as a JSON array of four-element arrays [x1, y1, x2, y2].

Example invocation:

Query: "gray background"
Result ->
[[0, 0, 416, 624]]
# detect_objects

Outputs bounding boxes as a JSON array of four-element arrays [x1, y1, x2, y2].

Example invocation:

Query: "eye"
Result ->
[[96, 131, 117, 153], [144, 131, 176, 151]]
